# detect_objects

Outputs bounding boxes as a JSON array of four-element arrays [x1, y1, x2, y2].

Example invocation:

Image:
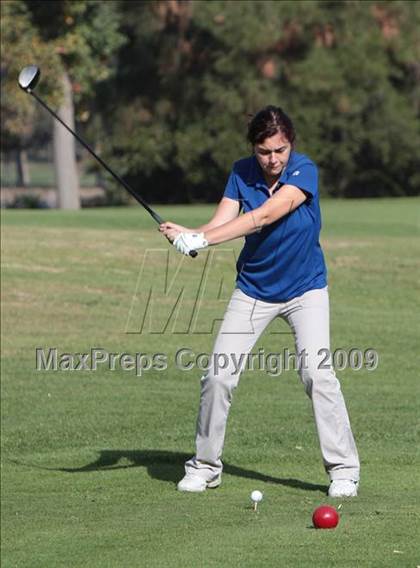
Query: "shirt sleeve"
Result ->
[[223, 170, 240, 201], [287, 163, 318, 198]]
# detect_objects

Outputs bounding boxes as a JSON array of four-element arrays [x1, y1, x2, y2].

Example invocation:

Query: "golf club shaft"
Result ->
[[30, 92, 162, 222], [28, 90, 198, 257]]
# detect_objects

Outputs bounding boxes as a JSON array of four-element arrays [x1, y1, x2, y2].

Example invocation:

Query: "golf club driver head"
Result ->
[[18, 65, 40, 92]]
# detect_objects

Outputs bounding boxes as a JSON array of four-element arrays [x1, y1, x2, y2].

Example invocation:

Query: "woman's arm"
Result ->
[[204, 185, 307, 245], [160, 197, 240, 240], [197, 197, 241, 232]]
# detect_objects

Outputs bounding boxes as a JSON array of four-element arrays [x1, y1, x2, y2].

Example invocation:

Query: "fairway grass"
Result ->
[[1, 198, 420, 567]]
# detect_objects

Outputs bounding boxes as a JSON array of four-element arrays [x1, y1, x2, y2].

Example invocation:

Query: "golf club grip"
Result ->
[[164, 234, 197, 258]]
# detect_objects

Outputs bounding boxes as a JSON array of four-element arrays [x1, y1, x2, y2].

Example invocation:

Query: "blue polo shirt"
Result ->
[[223, 151, 327, 302]]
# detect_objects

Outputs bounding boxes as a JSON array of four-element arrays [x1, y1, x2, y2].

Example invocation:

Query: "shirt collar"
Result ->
[[246, 151, 297, 189]]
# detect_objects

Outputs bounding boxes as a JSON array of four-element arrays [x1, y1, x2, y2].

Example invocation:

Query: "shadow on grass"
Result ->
[[51, 449, 327, 493]]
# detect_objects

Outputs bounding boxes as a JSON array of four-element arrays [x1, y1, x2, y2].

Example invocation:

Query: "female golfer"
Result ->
[[160, 106, 360, 498]]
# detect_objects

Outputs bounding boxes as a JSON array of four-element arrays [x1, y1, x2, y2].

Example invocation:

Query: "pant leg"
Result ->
[[283, 287, 360, 481], [185, 288, 279, 479]]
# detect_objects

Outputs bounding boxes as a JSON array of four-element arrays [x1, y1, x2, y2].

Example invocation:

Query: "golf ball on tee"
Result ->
[[251, 490, 263, 503]]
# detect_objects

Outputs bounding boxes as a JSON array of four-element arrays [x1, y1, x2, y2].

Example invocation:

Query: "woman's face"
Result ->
[[254, 131, 292, 180]]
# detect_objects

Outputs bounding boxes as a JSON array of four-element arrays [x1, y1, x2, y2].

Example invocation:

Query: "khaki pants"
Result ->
[[185, 287, 360, 482]]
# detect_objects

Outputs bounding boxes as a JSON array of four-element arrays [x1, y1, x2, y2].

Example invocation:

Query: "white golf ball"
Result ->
[[251, 490, 263, 502]]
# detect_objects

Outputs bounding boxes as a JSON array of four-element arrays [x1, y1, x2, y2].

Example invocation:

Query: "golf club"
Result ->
[[18, 65, 197, 257]]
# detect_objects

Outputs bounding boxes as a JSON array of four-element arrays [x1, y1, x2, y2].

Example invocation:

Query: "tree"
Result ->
[[0, 1, 62, 187], [4, 1, 418, 202], [25, 0, 126, 209], [99, 0, 420, 201], [1, 1, 125, 207], [282, 0, 420, 196]]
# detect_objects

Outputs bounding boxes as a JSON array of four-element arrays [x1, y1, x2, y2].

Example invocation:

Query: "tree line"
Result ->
[[1, 0, 419, 207]]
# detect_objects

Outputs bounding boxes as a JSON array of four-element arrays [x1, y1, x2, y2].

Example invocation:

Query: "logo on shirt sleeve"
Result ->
[[292, 170, 300, 176]]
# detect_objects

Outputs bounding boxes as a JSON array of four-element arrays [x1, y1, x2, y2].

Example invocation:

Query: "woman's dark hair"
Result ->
[[247, 105, 296, 146]]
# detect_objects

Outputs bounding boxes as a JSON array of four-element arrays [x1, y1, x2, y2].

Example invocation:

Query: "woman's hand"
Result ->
[[174, 232, 208, 255], [159, 222, 191, 243]]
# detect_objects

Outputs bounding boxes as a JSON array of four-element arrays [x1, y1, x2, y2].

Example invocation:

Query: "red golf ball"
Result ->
[[312, 505, 340, 529]]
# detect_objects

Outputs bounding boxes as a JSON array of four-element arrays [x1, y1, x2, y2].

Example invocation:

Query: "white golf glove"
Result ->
[[173, 232, 208, 256]]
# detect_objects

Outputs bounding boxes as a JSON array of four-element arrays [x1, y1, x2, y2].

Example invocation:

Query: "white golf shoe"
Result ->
[[177, 472, 221, 492], [328, 479, 359, 498]]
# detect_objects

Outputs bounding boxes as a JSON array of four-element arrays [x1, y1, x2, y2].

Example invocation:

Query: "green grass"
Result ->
[[1, 197, 420, 567]]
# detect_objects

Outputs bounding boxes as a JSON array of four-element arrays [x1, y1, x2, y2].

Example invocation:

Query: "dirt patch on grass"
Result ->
[[2, 262, 66, 273], [322, 239, 371, 250], [329, 255, 361, 268]]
